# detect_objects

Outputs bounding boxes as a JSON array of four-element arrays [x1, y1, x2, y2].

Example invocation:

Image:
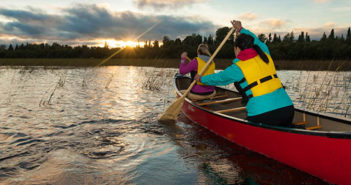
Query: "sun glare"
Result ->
[[102, 39, 142, 48]]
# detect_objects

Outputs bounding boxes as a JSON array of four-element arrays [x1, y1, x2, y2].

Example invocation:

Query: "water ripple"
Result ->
[[0, 66, 342, 184]]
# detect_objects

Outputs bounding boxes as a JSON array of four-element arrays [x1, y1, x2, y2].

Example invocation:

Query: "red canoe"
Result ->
[[174, 74, 351, 185]]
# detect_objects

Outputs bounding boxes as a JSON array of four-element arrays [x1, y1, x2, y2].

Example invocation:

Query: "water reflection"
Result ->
[[0, 66, 347, 185]]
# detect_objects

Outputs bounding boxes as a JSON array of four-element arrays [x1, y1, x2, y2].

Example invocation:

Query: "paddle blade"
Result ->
[[158, 95, 185, 123]]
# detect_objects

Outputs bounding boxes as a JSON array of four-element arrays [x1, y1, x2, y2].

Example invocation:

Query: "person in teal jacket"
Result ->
[[195, 20, 294, 127]]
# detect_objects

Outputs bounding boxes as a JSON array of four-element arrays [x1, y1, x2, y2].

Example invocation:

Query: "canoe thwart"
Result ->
[[306, 125, 322, 130], [215, 107, 246, 114], [294, 116, 322, 130], [306, 116, 322, 130], [193, 92, 228, 102], [210, 93, 228, 100], [294, 121, 307, 125], [197, 97, 242, 106]]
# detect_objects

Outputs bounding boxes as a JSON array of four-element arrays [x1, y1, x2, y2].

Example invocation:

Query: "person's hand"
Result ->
[[180, 52, 188, 63], [231, 20, 242, 32], [181, 52, 188, 58], [194, 74, 201, 82]]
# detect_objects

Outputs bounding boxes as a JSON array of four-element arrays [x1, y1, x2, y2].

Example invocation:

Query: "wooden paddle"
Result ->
[[159, 27, 236, 122]]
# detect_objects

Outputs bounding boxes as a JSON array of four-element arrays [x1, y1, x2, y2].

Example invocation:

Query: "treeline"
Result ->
[[1, 27, 351, 60]]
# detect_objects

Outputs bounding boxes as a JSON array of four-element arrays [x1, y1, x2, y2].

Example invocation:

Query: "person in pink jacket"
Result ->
[[179, 44, 216, 100]]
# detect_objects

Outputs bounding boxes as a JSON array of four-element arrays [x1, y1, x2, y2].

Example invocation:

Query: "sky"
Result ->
[[0, 0, 350, 47]]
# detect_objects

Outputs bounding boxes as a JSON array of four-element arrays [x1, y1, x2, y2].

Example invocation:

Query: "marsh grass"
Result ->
[[285, 69, 350, 118], [2, 59, 350, 118], [39, 70, 67, 107], [142, 68, 175, 91]]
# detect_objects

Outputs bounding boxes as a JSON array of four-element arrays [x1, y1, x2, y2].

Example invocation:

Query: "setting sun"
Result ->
[[101, 39, 143, 48]]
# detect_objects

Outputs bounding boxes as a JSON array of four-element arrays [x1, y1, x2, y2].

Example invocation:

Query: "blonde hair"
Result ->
[[197, 44, 212, 57]]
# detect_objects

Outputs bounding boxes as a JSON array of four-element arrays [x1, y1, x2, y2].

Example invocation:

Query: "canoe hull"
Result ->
[[181, 96, 351, 185]]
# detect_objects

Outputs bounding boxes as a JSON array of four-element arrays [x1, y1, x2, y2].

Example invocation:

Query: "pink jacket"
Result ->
[[179, 55, 215, 94]]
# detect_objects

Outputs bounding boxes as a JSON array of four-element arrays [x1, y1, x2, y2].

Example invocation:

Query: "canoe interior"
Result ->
[[175, 76, 351, 132]]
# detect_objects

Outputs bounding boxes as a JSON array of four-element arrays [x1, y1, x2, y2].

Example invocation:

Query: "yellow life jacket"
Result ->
[[196, 57, 215, 86], [236, 53, 282, 97]]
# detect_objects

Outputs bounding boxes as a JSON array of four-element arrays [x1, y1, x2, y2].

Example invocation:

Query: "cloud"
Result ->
[[134, 0, 206, 10], [332, 6, 351, 12], [314, 0, 329, 3], [256, 19, 287, 31], [238, 12, 258, 21], [323, 22, 336, 28], [266, 19, 286, 28], [0, 4, 216, 45]]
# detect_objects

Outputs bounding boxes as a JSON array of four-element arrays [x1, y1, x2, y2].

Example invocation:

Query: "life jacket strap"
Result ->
[[238, 78, 246, 84], [242, 74, 278, 92]]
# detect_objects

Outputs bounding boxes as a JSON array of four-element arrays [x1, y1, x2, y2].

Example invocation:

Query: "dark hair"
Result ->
[[234, 34, 269, 63]]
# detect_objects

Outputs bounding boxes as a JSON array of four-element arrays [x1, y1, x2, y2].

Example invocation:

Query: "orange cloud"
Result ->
[[262, 19, 286, 29], [324, 22, 336, 27], [238, 12, 258, 21]]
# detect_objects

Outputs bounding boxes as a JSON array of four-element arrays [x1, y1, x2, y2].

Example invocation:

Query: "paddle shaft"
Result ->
[[158, 27, 235, 122], [181, 27, 235, 98]]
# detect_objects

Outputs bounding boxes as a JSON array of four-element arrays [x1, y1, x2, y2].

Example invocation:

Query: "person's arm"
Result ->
[[231, 20, 271, 56], [179, 58, 197, 74], [240, 28, 271, 56], [200, 60, 243, 86]]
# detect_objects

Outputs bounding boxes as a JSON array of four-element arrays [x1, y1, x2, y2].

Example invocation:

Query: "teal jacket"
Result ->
[[200, 28, 293, 116]]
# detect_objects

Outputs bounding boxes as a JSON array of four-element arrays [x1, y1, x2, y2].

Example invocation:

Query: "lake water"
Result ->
[[0, 66, 349, 185]]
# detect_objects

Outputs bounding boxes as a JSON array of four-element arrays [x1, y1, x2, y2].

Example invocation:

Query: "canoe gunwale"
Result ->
[[174, 74, 351, 139]]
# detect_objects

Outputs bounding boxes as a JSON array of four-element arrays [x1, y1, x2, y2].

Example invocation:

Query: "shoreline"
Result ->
[[0, 58, 350, 71]]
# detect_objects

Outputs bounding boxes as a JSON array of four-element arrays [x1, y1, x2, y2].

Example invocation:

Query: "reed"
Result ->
[[289, 65, 350, 117]]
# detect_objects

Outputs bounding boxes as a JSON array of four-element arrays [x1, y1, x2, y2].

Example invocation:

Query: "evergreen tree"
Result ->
[[340, 34, 345, 41], [162, 36, 170, 48], [273, 33, 279, 43], [346, 27, 351, 41], [298, 31, 305, 42], [258, 34, 267, 43], [268, 33, 272, 42], [8, 44, 14, 51], [182, 35, 195, 46], [2, 27, 351, 61], [207, 34, 214, 45], [174, 38, 181, 45], [306, 32, 311, 42], [194, 34, 202, 46], [289, 32, 294, 42], [321, 32, 327, 41], [203, 36, 208, 44], [328, 29, 335, 40], [153, 40, 159, 48], [283, 33, 290, 42], [215, 27, 230, 45]]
